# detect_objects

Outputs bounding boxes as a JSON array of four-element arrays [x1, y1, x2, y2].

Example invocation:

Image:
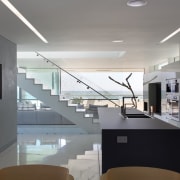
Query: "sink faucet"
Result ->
[[121, 104, 126, 118], [121, 96, 138, 118]]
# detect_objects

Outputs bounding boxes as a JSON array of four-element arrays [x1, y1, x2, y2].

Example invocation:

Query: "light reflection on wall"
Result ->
[[58, 138, 66, 148], [17, 138, 67, 165]]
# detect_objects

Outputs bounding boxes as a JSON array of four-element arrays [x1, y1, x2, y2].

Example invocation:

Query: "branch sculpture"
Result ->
[[108, 73, 137, 108]]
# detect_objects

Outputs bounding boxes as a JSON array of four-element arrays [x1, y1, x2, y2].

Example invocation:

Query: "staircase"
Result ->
[[17, 72, 101, 134], [67, 149, 102, 180]]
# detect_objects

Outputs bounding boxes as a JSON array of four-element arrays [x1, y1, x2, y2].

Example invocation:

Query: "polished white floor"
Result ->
[[0, 125, 102, 180]]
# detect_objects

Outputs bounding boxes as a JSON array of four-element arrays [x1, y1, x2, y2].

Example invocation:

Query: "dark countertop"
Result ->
[[98, 107, 179, 129]]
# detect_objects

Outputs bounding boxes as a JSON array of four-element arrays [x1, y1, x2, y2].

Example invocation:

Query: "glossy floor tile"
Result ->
[[0, 126, 102, 180]]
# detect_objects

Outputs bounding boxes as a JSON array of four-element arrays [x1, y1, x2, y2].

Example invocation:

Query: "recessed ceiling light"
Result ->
[[1, 0, 48, 43], [112, 40, 124, 43], [127, 0, 147, 7]]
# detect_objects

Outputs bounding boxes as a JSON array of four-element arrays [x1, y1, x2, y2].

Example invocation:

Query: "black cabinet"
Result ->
[[102, 129, 180, 173]]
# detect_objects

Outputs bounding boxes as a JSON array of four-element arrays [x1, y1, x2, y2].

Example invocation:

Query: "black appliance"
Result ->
[[166, 79, 179, 93], [166, 94, 180, 121]]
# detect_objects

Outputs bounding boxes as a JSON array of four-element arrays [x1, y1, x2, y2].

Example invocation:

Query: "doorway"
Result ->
[[148, 82, 161, 114]]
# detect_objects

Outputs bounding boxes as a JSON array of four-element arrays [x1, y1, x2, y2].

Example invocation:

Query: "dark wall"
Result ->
[[148, 83, 161, 114], [0, 35, 17, 152], [102, 129, 180, 173], [0, 64, 2, 99]]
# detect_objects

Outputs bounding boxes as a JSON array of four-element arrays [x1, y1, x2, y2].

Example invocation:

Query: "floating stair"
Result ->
[[17, 72, 101, 134]]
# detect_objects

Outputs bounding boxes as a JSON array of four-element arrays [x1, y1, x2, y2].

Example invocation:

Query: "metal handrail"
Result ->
[[35, 52, 120, 107]]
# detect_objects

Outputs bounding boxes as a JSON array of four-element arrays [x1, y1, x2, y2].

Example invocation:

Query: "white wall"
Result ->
[[0, 35, 17, 152], [143, 71, 180, 114]]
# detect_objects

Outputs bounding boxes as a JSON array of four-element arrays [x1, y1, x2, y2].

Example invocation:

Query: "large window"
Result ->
[[17, 69, 144, 110], [61, 71, 143, 99], [61, 71, 144, 110]]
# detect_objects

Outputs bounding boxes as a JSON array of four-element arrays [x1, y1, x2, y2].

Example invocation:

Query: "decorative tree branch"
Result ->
[[108, 73, 137, 108]]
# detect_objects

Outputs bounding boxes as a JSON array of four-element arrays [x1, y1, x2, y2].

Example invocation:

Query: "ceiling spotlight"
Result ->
[[127, 0, 147, 7]]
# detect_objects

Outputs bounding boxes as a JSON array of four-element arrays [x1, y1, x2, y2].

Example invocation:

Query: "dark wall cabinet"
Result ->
[[102, 129, 180, 173]]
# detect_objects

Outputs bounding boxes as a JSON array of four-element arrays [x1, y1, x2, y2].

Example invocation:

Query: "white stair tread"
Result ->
[[68, 159, 99, 180], [85, 150, 102, 155], [77, 154, 102, 160]]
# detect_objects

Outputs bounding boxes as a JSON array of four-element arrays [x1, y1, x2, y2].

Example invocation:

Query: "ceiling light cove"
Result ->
[[17, 51, 126, 59], [1, 0, 48, 43], [127, 0, 147, 7], [160, 28, 180, 43], [112, 40, 124, 43]]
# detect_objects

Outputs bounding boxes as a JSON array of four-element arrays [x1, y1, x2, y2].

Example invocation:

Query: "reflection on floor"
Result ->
[[0, 126, 102, 180]]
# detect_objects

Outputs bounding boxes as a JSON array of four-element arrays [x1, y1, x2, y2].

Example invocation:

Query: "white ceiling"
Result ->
[[0, 0, 180, 71]]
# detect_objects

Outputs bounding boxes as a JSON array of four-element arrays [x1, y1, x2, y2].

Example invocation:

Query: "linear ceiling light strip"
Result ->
[[1, 0, 48, 43], [160, 28, 180, 44]]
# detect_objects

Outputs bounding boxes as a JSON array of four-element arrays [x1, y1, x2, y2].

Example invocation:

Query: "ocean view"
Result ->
[[61, 91, 143, 99], [61, 91, 144, 110]]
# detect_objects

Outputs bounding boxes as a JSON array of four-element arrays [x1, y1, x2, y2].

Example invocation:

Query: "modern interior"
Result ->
[[0, 0, 180, 179]]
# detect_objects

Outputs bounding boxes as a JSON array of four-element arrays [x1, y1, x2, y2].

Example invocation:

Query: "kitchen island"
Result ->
[[98, 107, 180, 173]]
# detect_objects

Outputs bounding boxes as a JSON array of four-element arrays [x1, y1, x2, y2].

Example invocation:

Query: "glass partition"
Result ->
[[20, 68, 60, 95]]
